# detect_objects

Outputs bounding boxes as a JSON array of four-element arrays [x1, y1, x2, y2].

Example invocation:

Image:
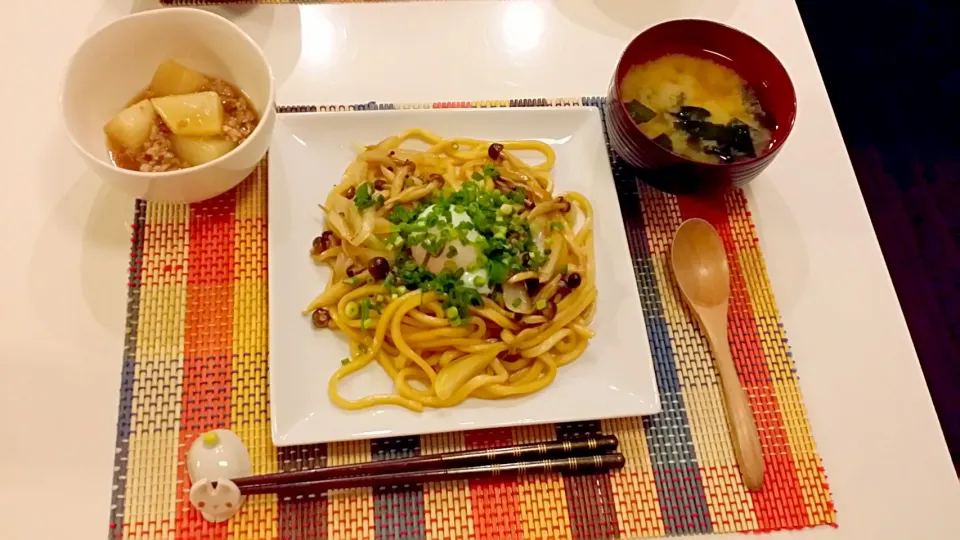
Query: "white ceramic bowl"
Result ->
[[61, 8, 276, 202]]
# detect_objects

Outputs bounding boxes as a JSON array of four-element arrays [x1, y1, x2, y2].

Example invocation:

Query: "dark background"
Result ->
[[796, 0, 960, 470]]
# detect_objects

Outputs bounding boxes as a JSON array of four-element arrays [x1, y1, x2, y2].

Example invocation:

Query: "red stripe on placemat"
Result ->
[[677, 195, 809, 529], [464, 429, 524, 539], [174, 191, 238, 539]]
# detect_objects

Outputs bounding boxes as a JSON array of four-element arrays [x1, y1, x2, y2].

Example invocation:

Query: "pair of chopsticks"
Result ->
[[233, 435, 623, 495]]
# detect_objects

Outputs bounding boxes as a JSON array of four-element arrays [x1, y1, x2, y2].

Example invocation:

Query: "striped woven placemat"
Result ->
[[108, 97, 835, 539]]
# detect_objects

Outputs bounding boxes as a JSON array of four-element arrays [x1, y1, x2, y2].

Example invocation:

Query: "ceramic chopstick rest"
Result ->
[[186, 429, 253, 522]]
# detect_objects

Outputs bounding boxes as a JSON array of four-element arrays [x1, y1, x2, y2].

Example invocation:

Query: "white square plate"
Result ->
[[268, 107, 660, 446]]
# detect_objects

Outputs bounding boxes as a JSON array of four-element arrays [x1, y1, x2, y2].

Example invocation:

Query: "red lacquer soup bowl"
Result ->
[[604, 19, 797, 194]]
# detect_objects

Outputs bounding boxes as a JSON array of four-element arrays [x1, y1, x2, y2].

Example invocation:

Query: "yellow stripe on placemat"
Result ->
[[125, 431, 180, 537], [327, 439, 376, 539], [125, 201, 190, 537], [229, 165, 279, 538], [470, 100, 512, 109], [422, 432, 475, 540], [511, 425, 573, 540], [601, 417, 665, 537]]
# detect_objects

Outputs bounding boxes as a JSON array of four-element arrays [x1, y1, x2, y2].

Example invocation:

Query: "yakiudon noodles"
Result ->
[[305, 128, 597, 412]]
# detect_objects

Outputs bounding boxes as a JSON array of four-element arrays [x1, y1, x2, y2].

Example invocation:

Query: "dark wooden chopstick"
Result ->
[[233, 435, 618, 489], [240, 454, 625, 495]]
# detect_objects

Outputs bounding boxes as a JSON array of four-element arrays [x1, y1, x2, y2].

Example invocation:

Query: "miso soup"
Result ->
[[619, 54, 773, 164]]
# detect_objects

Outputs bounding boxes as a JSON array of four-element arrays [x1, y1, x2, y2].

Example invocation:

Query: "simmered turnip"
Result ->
[[103, 99, 157, 150], [149, 60, 209, 97], [503, 281, 534, 314], [170, 135, 237, 166], [151, 91, 223, 136]]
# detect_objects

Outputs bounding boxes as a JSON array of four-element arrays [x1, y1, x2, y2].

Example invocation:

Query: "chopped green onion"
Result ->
[[471, 172, 483, 181], [487, 260, 508, 284], [473, 275, 487, 287], [354, 183, 376, 209], [511, 298, 522, 308], [499, 204, 514, 216], [344, 301, 360, 318], [360, 299, 371, 328], [445, 306, 459, 319], [507, 189, 525, 204], [550, 221, 565, 231], [341, 358, 350, 366], [535, 299, 547, 310]]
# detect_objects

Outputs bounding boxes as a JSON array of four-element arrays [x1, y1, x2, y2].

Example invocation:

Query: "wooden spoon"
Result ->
[[671, 218, 764, 491]]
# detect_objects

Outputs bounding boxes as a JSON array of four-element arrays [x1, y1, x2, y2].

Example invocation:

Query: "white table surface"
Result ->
[[0, 1, 957, 539]]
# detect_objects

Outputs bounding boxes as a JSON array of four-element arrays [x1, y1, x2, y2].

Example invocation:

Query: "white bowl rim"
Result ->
[[59, 7, 276, 180]]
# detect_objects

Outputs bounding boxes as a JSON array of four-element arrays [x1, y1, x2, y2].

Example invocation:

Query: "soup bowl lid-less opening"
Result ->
[[61, 8, 276, 203], [606, 19, 797, 194]]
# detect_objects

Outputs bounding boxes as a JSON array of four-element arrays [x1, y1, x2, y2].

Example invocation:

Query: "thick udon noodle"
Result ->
[[306, 129, 597, 411]]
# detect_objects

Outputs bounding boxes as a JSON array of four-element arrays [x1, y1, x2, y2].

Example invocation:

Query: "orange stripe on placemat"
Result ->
[[174, 190, 238, 539], [676, 195, 808, 530], [463, 429, 524, 539]]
